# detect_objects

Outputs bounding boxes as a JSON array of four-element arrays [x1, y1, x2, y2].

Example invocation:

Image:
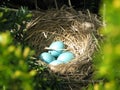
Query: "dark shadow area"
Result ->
[[0, 0, 101, 14]]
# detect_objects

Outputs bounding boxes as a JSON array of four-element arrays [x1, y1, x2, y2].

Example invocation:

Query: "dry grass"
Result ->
[[25, 7, 101, 89]]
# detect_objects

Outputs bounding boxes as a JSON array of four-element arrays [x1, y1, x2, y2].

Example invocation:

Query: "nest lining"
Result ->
[[25, 8, 101, 88]]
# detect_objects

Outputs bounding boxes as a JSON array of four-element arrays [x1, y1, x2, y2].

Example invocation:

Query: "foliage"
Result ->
[[0, 7, 32, 43], [27, 57, 63, 90], [0, 6, 62, 90], [0, 7, 35, 90], [88, 0, 120, 90], [0, 32, 36, 90]]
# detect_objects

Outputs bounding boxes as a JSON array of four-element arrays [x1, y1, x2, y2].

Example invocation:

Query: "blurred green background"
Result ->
[[88, 0, 120, 90]]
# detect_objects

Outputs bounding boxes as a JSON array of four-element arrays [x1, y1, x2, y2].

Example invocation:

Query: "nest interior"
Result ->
[[25, 7, 101, 89]]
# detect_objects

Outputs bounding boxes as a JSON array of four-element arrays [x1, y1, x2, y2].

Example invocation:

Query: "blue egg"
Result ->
[[48, 50, 62, 57], [57, 51, 75, 63], [49, 60, 64, 66], [48, 41, 65, 57], [39, 52, 55, 64]]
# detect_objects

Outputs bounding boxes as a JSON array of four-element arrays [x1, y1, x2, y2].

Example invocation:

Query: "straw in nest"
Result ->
[[25, 7, 101, 89]]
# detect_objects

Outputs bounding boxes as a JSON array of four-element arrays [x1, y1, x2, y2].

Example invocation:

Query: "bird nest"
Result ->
[[25, 8, 101, 89]]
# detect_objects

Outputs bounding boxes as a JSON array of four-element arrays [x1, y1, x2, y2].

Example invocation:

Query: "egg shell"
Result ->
[[39, 52, 55, 64], [48, 41, 65, 57], [48, 50, 62, 57], [57, 51, 75, 63], [49, 60, 64, 66]]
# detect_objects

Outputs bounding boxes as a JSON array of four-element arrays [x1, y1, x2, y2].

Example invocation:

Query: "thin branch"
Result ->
[[68, 0, 72, 8]]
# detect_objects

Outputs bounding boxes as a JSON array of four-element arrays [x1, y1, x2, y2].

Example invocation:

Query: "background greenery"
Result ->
[[88, 0, 120, 90], [0, 7, 62, 90], [0, 7, 35, 90]]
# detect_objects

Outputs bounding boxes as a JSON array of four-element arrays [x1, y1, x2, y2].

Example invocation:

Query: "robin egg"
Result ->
[[48, 41, 65, 57], [39, 52, 55, 64], [57, 51, 75, 63], [49, 60, 64, 66]]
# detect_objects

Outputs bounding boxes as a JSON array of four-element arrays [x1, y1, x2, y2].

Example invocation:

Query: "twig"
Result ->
[[0, 6, 42, 14], [68, 0, 72, 8], [0, 7, 18, 12], [54, 0, 58, 10], [44, 47, 68, 51]]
